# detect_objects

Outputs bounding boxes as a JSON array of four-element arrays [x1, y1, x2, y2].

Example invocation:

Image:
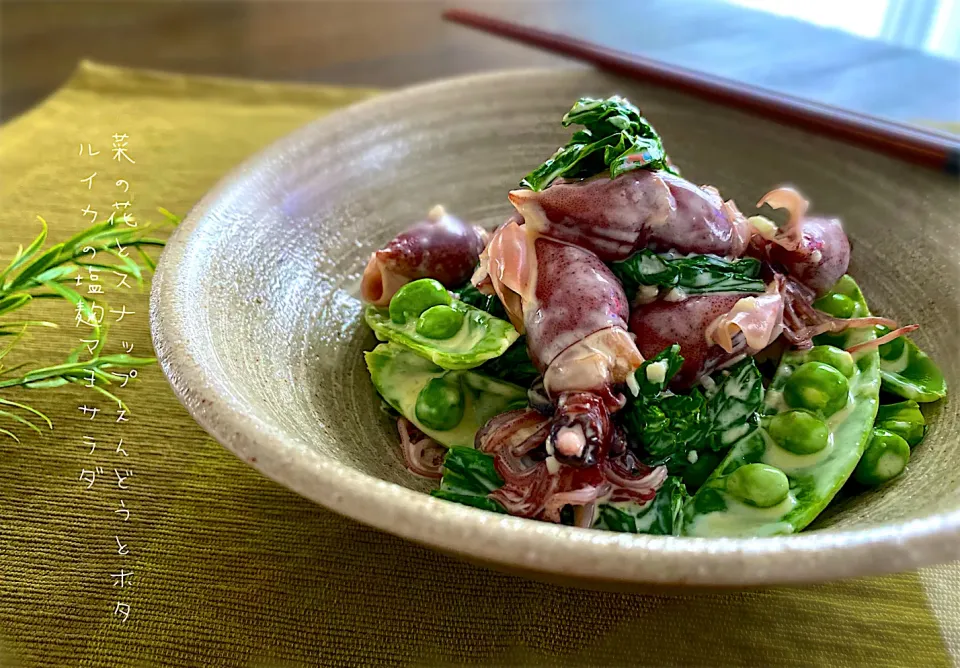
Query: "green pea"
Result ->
[[389, 279, 451, 324], [806, 345, 855, 378], [726, 463, 790, 508], [815, 292, 856, 319], [875, 400, 926, 447], [415, 375, 465, 431], [784, 362, 850, 416], [415, 305, 464, 339], [854, 428, 910, 486], [874, 325, 906, 361], [768, 409, 830, 455]]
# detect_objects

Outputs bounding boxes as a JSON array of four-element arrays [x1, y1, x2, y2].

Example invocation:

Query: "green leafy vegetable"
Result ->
[[432, 447, 688, 534], [520, 96, 675, 191], [610, 250, 764, 300], [431, 446, 506, 513], [593, 476, 688, 536], [701, 358, 766, 450], [451, 282, 507, 320], [621, 346, 764, 488], [365, 343, 527, 447], [480, 337, 539, 386]]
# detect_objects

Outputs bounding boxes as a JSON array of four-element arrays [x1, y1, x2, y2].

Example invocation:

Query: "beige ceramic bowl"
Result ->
[[151, 68, 960, 590]]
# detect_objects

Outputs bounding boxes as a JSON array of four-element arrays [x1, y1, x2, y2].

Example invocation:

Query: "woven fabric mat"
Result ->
[[0, 61, 957, 667]]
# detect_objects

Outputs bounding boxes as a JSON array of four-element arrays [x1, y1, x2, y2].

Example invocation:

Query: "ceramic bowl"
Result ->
[[150, 68, 960, 589]]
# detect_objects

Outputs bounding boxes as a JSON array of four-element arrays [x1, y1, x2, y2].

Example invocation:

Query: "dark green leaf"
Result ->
[[438, 446, 504, 494], [596, 505, 637, 533], [629, 344, 684, 398], [623, 350, 763, 489], [520, 96, 674, 191], [700, 357, 764, 450], [608, 136, 666, 179], [433, 445, 689, 534], [594, 476, 688, 536], [431, 446, 506, 513], [610, 250, 764, 300], [452, 282, 506, 319], [519, 137, 616, 191], [480, 337, 539, 386]]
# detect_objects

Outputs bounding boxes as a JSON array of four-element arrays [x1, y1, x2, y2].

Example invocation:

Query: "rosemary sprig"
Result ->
[[0, 208, 179, 441]]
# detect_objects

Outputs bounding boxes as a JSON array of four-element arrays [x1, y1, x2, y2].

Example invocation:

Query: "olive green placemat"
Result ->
[[0, 61, 956, 667]]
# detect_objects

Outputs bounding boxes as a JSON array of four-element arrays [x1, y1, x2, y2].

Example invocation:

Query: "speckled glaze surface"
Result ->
[[150, 68, 960, 589]]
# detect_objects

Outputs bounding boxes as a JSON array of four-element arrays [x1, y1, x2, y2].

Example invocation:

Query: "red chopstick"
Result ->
[[443, 8, 960, 175]]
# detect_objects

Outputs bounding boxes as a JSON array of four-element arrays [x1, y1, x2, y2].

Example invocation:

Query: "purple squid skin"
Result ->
[[525, 236, 631, 372], [512, 170, 746, 262], [759, 217, 850, 298], [629, 293, 745, 387], [381, 214, 486, 287], [360, 209, 486, 304]]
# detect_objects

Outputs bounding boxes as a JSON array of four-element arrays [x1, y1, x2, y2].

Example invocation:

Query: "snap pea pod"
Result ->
[[814, 292, 946, 403], [874, 400, 926, 447], [365, 343, 527, 448], [365, 279, 519, 370], [684, 275, 881, 537], [875, 330, 947, 403]]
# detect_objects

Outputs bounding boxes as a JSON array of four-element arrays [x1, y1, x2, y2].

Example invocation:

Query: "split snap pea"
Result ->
[[366, 279, 520, 370], [874, 400, 926, 447], [768, 409, 829, 455], [783, 361, 850, 417], [873, 326, 947, 403], [365, 342, 527, 447], [854, 428, 910, 486], [685, 275, 881, 537]]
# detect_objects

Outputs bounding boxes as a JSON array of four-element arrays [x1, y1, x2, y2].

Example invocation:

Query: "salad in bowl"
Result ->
[[359, 96, 947, 538]]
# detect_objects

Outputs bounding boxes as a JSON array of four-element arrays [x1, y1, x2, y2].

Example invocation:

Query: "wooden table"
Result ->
[[3, 0, 959, 124]]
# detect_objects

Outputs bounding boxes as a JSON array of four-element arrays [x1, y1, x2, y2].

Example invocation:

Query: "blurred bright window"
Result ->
[[726, 0, 960, 59]]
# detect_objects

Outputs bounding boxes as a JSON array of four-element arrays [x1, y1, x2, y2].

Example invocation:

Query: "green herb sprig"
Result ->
[[520, 96, 676, 191], [0, 208, 179, 441]]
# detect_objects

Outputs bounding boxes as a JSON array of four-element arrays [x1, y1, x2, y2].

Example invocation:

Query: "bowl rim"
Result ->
[[150, 66, 960, 586]]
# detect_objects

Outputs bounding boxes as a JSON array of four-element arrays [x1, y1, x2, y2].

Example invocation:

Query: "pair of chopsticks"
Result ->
[[443, 9, 960, 176]]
